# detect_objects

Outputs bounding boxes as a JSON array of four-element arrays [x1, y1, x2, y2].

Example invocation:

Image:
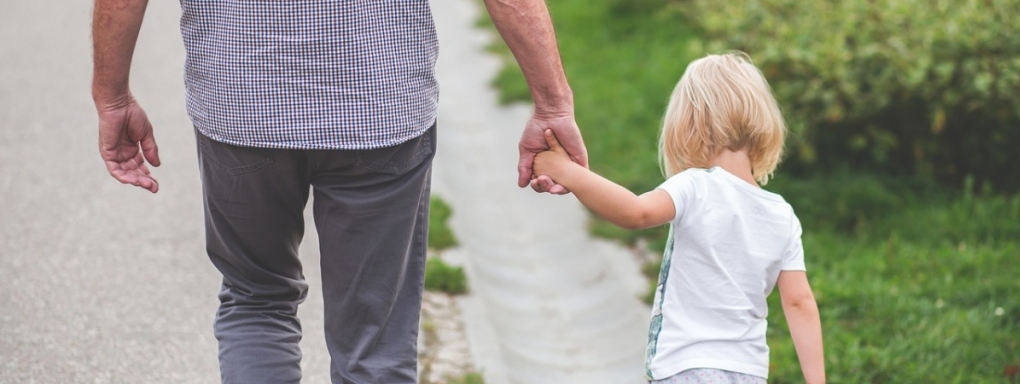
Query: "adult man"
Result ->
[[91, 0, 587, 383]]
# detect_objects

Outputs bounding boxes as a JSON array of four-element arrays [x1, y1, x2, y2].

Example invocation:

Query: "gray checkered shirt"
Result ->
[[180, 0, 439, 150]]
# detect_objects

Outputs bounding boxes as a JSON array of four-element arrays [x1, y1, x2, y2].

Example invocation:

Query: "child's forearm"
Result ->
[[553, 163, 671, 230], [784, 298, 826, 384]]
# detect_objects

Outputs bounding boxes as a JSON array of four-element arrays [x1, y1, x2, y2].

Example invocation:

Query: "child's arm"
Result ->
[[533, 130, 675, 230], [777, 270, 826, 384]]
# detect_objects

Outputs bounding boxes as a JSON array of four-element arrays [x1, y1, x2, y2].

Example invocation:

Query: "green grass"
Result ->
[[768, 222, 1019, 383]]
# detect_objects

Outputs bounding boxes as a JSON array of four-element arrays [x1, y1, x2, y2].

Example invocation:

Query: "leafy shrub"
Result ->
[[678, 0, 1020, 191], [425, 196, 467, 294], [424, 257, 468, 294], [429, 197, 458, 251]]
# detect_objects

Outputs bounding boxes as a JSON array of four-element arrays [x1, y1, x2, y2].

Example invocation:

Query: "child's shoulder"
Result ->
[[660, 168, 709, 191], [667, 167, 713, 182], [668, 167, 793, 205]]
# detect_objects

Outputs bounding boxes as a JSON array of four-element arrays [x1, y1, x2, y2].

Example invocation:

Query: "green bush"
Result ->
[[429, 197, 458, 251], [424, 257, 469, 294], [678, 0, 1020, 191], [425, 196, 467, 294]]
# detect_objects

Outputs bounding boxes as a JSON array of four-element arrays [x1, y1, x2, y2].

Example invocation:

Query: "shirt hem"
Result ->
[[650, 358, 768, 381], [193, 120, 435, 151]]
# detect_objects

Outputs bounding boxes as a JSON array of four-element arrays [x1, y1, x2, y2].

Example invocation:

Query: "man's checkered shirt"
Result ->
[[180, 0, 439, 150]]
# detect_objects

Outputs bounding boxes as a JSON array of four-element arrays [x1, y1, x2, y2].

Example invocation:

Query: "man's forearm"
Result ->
[[92, 0, 148, 105], [482, 0, 573, 116]]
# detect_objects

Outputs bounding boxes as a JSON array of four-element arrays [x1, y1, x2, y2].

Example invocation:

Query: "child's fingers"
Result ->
[[543, 129, 565, 153]]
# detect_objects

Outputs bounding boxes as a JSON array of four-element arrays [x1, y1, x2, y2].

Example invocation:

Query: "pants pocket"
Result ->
[[355, 124, 434, 176], [198, 132, 275, 176]]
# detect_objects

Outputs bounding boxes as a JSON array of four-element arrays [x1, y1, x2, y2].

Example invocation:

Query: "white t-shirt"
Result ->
[[645, 167, 805, 380]]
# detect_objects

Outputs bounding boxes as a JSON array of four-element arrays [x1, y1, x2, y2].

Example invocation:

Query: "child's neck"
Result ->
[[709, 148, 759, 187]]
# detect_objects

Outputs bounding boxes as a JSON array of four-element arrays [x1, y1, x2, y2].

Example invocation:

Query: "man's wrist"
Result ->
[[534, 89, 575, 117], [92, 87, 132, 110]]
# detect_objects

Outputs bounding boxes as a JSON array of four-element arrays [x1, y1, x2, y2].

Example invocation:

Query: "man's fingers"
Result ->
[[533, 175, 568, 195], [141, 133, 161, 167], [138, 175, 159, 194], [548, 184, 569, 195], [559, 135, 589, 168], [106, 159, 159, 193], [529, 175, 570, 195], [137, 162, 152, 176], [568, 148, 589, 168], [530, 178, 543, 193], [517, 152, 535, 188]]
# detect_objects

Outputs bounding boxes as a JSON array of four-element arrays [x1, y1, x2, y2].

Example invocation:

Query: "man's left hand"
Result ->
[[518, 113, 587, 194]]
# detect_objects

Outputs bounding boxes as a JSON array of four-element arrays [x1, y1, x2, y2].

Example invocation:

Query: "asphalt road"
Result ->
[[0, 1, 331, 382]]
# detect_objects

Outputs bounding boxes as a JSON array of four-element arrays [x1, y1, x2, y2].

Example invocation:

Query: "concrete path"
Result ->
[[0, 0, 649, 383], [430, 0, 650, 383], [0, 1, 331, 382]]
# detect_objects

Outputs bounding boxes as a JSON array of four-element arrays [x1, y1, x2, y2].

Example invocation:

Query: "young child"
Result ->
[[533, 52, 825, 384]]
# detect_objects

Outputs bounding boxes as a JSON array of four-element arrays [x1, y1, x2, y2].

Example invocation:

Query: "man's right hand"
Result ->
[[93, 0, 155, 192], [96, 94, 160, 193]]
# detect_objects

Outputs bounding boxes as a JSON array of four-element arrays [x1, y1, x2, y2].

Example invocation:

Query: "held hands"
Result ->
[[96, 94, 161, 193], [518, 113, 587, 194], [532, 129, 579, 186]]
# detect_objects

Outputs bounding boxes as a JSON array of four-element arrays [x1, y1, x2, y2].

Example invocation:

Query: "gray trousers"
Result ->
[[195, 125, 435, 384]]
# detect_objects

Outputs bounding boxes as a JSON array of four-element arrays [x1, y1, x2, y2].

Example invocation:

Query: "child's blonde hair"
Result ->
[[658, 51, 786, 185]]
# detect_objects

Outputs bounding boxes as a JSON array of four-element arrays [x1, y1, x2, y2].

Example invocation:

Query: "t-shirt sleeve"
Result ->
[[782, 215, 807, 271], [655, 171, 697, 224]]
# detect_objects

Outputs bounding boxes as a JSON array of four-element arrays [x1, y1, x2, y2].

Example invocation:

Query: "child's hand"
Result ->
[[533, 129, 577, 181]]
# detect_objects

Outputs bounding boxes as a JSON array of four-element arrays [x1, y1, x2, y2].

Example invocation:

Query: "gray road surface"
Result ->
[[0, 1, 331, 382]]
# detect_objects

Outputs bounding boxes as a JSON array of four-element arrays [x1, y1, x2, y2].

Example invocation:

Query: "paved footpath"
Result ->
[[430, 0, 649, 383], [0, 0, 649, 383]]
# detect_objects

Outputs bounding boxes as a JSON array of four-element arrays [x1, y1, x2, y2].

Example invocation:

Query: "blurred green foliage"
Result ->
[[426, 196, 468, 294], [447, 372, 486, 384], [424, 257, 469, 294], [429, 196, 458, 251], [678, 0, 1020, 191]]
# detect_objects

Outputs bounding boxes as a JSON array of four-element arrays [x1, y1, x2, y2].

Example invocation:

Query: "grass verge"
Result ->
[[426, 196, 468, 294]]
